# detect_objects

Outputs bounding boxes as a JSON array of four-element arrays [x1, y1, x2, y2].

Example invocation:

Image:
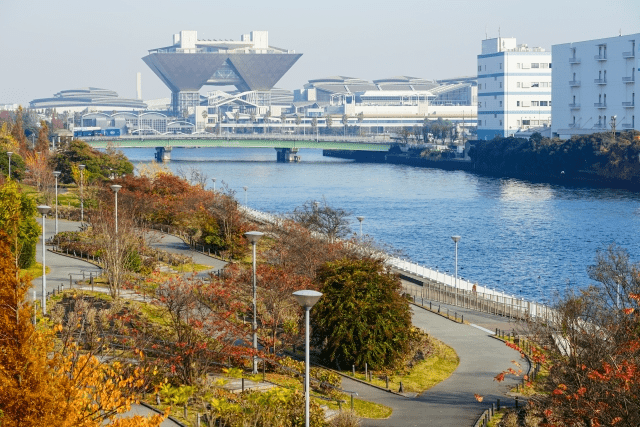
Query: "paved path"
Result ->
[[343, 306, 527, 427]]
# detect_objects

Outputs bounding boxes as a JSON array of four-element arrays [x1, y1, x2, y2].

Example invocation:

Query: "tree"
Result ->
[[0, 233, 165, 427], [10, 106, 28, 154], [311, 117, 318, 136], [341, 114, 349, 137], [280, 111, 287, 134], [312, 258, 412, 370], [357, 113, 364, 136], [295, 115, 302, 135], [325, 115, 333, 134], [0, 181, 40, 269], [513, 244, 640, 426], [263, 110, 271, 135], [35, 120, 49, 153], [291, 198, 352, 241]]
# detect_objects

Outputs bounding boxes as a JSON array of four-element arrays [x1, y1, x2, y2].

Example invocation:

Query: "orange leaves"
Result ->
[[474, 393, 484, 402], [622, 307, 635, 315], [494, 372, 506, 382]]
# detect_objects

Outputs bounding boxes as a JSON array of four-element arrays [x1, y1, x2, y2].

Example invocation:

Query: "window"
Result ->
[[494, 95, 497, 100], [531, 101, 539, 106], [517, 101, 520, 106], [540, 101, 549, 106], [540, 63, 549, 68], [477, 102, 482, 108], [478, 120, 482, 125], [517, 63, 521, 69], [499, 120, 503, 126], [549, 101, 552, 106], [499, 101, 503, 107], [531, 82, 540, 88], [517, 82, 521, 88], [478, 65, 482, 72], [494, 76, 497, 81], [500, 62, 503, 69], [499, 82, 503, 88], [517, 120, 521, 126], [523, 120, 530, 125], [478, 84, 482, 90], [494, 114, 497, 118], [531, 63, 540, 68]]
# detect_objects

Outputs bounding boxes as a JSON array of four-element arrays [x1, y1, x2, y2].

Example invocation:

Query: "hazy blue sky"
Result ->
[[1, 0, 639, 105]]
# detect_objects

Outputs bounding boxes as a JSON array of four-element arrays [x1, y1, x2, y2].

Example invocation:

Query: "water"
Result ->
[[121, 147, 640, 303]]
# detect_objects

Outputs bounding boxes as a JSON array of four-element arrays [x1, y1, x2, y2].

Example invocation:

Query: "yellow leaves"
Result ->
[[474, 393, 484, 402]]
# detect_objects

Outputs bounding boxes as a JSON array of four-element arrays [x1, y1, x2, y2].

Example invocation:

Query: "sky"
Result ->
[[1, 0, 639, 105]]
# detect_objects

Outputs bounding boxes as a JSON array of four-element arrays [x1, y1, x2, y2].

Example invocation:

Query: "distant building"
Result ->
[[29, 88, 147, 112], [551, 33, 638, 138], [477, 37, 552, 140], [142, 30, 302, 116]]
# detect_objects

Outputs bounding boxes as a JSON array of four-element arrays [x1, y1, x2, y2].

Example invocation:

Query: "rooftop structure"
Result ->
[[142, 30, 302, 116], [30, 88, 147, 112]]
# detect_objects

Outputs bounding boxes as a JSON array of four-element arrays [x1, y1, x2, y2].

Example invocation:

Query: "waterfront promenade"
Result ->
[[34, 218, 528, 426]]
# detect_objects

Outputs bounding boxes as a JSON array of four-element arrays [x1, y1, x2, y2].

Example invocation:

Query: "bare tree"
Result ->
[[291, 197, 352, 241]]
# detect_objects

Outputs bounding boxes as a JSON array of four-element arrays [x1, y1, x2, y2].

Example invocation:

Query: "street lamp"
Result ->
[[6, 151, 12, 179], [356, 216, 365, 241], [79, 164, 85, 222], [110, 185, 122, 234], [211, 178, 216, 192], [37, 205, 51, 315], [293, 290, 323, 427], [451, 235, 461, 306], [243, 186, 248, 206], [245, 231, 264, 374], [53, 171, 61, 235]]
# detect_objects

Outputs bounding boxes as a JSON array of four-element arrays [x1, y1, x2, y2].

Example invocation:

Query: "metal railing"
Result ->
[[594, 78, 607, 84], [622, 101, 635, 107], [569, 80, 580, 86], [622, 76, 635, 83], [568, 57, 581, 64], [594, 102, 607, 108], [594, 54, 607, 60]]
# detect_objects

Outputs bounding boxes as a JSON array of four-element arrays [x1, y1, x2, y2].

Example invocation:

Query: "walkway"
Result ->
[[347, 306, 527, 427]]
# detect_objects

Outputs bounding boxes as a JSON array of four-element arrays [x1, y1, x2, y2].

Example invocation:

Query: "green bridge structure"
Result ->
[[85, 137, 392, 162]]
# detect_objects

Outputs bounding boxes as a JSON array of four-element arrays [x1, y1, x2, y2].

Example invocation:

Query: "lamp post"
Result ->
[[110, 185, 122, 234], [356, 216, 365, 241], [79, 164, 85, 222], [6, 151, 12, 179], [293, 290, 323, 427], [451, 236, 461, 306], [245, 231, 264, 374], [53, 171, 61, 235], [211, 178, 216, 192], [243, 186, 248, 206], [37, 205, 51, 314]]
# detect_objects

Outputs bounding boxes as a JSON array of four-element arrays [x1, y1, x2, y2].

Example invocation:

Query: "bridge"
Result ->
[[84, 135, 392, 162]]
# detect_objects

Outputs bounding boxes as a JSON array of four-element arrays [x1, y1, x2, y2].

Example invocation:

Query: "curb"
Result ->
[[409, 301, 468, 325], [47, 248, 103, 269], [138, 401, 188, 427], [311, 362, 410, 398]]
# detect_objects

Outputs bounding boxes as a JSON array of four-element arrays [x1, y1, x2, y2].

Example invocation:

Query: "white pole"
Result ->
[[304, 305, 311, 427], [54, 174, 59, 235], [252, 240, 258, 374], [41, 213, 47, 314]]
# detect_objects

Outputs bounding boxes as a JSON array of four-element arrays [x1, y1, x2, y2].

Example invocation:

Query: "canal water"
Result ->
[[122, 147, 640, 303]]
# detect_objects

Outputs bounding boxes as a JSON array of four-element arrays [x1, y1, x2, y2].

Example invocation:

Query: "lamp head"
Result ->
[[110, 184, 122, 193], [293, 290, 323, 308], [451, 235, 461, 243], [6, 151, 12, 157], [243, 186, 248, 191], [37, 205, 51, 216], [53, 171, 61, 178], [356, 216, 364, 223], [245, 231, 264, 245], [212, 178, 216, 182], [79, 164, 85, 170]]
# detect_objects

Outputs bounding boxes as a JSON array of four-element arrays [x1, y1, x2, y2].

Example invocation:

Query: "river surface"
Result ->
[[121, 147, 640, 303]]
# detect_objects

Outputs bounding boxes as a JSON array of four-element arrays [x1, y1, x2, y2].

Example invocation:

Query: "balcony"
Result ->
[[621, 123, 634, 129], [568, 123, 579, 128], [569, 103, 580, 109], [569, 57, 581, 64], [594, 102, 607, 109], [569, 80, 581, 87], [622, 101, 635, 108], [622, 51, 635, 58], [593, 122, 606, 129], [594, 78, 607, 85], [622, 76, 635, 83], [594, 54, 607, 61]]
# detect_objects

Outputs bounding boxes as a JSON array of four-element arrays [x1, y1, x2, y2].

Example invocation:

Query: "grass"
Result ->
[[487, 407, 509, 427], [20, 262, 49, 279], [174, 262, 212, 273], [344, 336, 459, 394]]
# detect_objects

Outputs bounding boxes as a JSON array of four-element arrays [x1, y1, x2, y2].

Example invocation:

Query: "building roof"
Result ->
[[30, 88, 147, 110]]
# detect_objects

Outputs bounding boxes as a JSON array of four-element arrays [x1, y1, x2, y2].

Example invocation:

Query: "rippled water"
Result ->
[[122, 147, 640, 303]]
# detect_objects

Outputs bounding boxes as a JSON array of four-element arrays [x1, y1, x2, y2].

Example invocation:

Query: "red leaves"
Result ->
[[622, 307, 635, 315], [494, 372, 505, 382], [474, 393, 484, 402]]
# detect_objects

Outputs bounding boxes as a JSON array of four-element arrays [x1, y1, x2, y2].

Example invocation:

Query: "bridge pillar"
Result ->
[[275, 148, 300, 163], [155, 146, 172, 162]]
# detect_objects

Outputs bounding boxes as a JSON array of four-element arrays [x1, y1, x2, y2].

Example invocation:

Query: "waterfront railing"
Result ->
[[240, 205, 553, 322]]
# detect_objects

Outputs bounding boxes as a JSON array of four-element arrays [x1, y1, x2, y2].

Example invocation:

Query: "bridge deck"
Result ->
[[86, 138, 391, 151]]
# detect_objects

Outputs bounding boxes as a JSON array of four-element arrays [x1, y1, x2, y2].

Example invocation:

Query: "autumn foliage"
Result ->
[[0, 233, 165, 426]]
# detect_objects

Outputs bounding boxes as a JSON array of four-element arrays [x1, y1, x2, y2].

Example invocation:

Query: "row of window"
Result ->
[[477, 119, 551, 127], [477, 100, 551, 108], [478, 82, 551, 90], [477, 62, 552, 71]]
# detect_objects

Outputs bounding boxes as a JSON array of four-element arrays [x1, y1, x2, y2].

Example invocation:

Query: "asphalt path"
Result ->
[[344, 306, 527, 427]]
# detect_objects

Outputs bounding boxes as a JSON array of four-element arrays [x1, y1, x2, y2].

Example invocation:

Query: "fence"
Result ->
[[239, 206, 554, 321]]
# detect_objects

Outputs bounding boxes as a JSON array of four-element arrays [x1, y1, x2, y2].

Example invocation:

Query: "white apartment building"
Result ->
[[551, 34, 638, 138], [477, 37, 552, 140]]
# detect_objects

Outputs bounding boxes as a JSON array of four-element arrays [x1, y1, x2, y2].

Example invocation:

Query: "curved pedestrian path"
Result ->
[[343, 306, 527, 427]]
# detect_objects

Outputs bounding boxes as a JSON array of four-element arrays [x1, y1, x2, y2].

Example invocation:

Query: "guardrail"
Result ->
[[239, 206, 553, 321]]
